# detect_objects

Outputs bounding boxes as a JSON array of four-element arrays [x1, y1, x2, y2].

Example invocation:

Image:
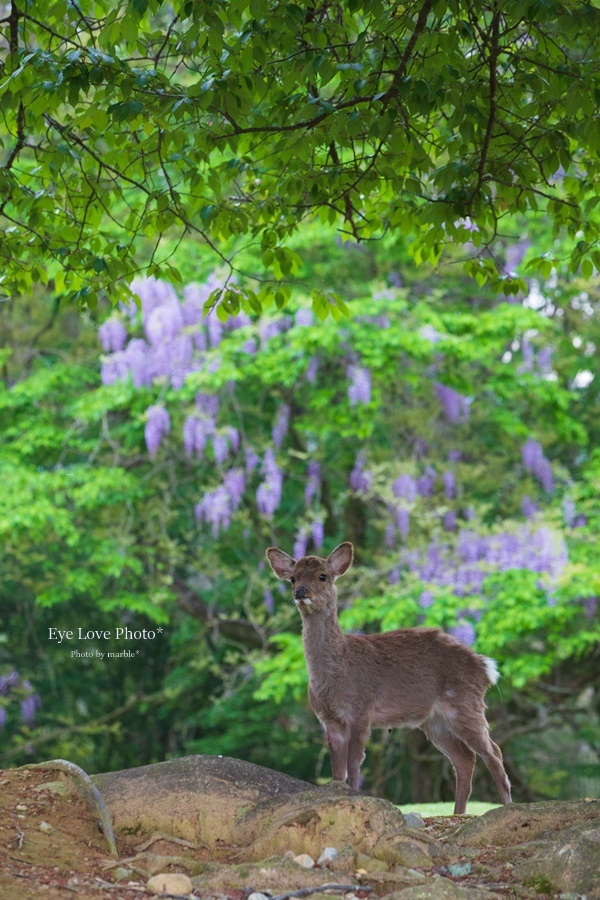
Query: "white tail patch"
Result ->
[[482, 656, 500, 684]]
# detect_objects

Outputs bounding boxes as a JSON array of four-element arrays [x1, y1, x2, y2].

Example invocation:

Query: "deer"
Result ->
[[266, 540, 512, 815]]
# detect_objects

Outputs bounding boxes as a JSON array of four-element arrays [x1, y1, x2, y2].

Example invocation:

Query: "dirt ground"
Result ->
[[0, 766, 551, 900]]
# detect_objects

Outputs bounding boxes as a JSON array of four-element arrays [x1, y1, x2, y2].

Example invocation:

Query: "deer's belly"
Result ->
[[370, 701, 432, 730]]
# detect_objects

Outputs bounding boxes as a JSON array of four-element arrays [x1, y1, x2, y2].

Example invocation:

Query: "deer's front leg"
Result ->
[[323, 719, 348, 783], [347, 720, 370, 791]]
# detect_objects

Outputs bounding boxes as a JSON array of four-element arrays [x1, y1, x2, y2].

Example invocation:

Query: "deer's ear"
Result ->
[[328, 542, 354, 577], [266, 548, 296, 580]]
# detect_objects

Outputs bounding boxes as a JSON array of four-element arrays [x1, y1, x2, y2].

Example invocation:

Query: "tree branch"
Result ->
[[471, 7, 500, 203], [172, 576, 266, 649], [0, 690, 166, 763], [380, 0, 436, 113], [3, 2, 26, 172]]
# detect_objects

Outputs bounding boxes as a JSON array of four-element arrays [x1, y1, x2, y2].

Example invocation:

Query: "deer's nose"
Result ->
[[294, 586, 308, 600]]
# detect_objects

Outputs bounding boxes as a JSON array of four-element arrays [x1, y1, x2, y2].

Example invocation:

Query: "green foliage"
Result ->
[[0, 219, 599, 802], [2, 2, 600, 308]]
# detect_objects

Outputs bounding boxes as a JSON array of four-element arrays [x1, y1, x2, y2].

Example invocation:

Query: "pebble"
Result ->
[[293, 853, 315, 869], [39, 821, 54, 834], [146, 872, 193, 896], [403, 812, 426, 829], [444, 861, 472, 877], [317, 847, 339, 866], [16, 804, 28, 811], [113, 867, 135, 882], [248, 893, 271, 900]]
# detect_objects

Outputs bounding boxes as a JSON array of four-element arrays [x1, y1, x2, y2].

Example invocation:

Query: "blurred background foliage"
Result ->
[[1, 220, 599, 806]]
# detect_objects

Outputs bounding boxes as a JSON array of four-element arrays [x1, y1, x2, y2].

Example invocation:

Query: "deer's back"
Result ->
[[308, 626, 491, 729]]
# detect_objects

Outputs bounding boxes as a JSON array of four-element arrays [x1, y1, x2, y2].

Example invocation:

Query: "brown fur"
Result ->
[[266, 541, 512, 814]]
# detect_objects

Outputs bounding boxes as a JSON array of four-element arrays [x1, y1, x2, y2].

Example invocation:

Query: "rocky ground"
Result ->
[[0, 756, 598, 900]]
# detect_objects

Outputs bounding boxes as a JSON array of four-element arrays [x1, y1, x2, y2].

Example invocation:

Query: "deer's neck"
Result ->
[[301, 605, 346, 681]]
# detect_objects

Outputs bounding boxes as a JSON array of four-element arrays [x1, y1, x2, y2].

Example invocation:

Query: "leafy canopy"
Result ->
[[1, 0, 600, 311]]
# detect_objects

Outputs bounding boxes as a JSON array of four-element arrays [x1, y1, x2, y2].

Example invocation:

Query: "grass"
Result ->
[[399, 801, 500, 817]]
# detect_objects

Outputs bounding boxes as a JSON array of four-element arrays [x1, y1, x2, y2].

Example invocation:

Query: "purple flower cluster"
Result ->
[[145, 406, 171, 458], [434, 383, 470, 424], [519, 341, 553, 376], [183, 415, 212, 459], [396, 507, 410, 540], [293, 527, 310, 559], [306, 357, 319, 384], [260, 317, 291, 348], [256, 449, 283, 520], [403, 525, 568, 599], [392, 474, 417, 502], [20, 681, 42, 724], [272, 404, 290, 449], [245, 446, 260, 473], [101, 276, 255, 397], [312, 519, 325, 551], [98, 318, 127, 353], [305, 461, 321, 507], [443, 470, 456, 500], [224, 468, 246, 509], [195, 485, 232, 536], [0, 672, 41, 727], [450, 621, 476, 646], [519, 338, 535, 373], [347, 365, 371, 406], [0, 671, 19, 694], [349, 451, 372, 494], [295, 308, 314, 327], [522, 438, 553, 493], [521, 495, 538, 519], [416, 469, 436, 497]]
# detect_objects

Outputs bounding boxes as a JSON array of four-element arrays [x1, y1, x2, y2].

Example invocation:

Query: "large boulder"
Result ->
[[513, 819, 600, 895], [450, 799, 600, 848], [449, 799, 600, 898], [92, 755, 448, 866]]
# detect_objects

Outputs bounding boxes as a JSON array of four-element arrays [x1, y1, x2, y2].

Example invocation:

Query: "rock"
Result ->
[[146, 872, 193, 896], [372, 830, 449, 868], [39, 821, 54, 834], [248, 893, 271, 900], [293, 853, 315, 868], [370, 866, 429, 888], [317, 846, 339, 866], [92, 756, 408, 864], [450, 799, 600, 848], [440, 862, 472, 877], [403, 812, 426, 830], [330, 845, 356, 871], [384, 876, 502, 898], [16, 804, 28, 811], [355, 852, 389, 873], [33, 780, 70, 798], [513, 820, 600, 895], [113, 867, 135, 882], [190, 856, 353, 895]]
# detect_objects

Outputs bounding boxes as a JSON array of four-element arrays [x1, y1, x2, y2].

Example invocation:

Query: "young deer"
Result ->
[[266, 541, 511, 815]]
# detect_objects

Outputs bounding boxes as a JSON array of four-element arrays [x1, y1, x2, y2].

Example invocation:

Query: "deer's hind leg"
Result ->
[[422, 716, 476, 815], [454, 714, 512, 807]]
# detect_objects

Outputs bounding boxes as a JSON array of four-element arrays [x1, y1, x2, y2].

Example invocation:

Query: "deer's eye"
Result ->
[[319, 574, 327, 581], [290, 577, 295, 584]]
